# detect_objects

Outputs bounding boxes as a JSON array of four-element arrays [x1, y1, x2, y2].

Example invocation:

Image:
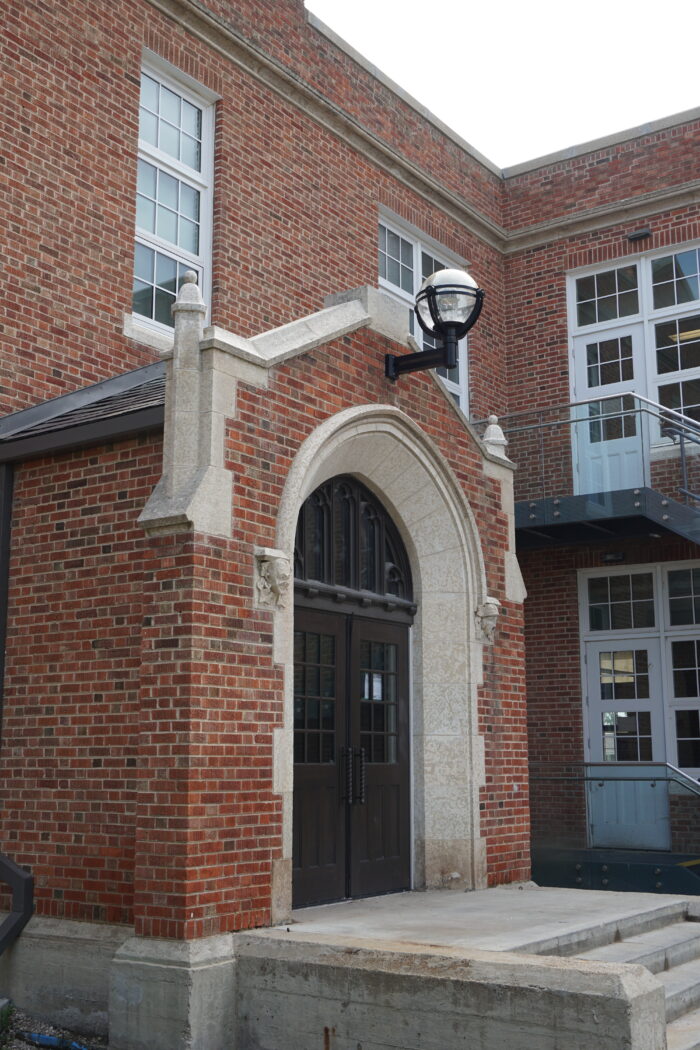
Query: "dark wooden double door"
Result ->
[[292, 609, 410, 908]]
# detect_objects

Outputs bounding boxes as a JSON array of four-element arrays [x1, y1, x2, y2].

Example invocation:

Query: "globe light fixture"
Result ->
[[385, 267, 484, 381]]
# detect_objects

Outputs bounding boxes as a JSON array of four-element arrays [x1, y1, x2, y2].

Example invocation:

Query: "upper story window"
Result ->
[[132, 62, 215, 331], [378, 219, 468, 410], [652, 249, 700, 310], [569, 240, 700, 430]]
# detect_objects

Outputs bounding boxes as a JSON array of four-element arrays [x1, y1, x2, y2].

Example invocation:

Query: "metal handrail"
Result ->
[[0, 852, 34, 955], [477, 391, 700, 435], [478, 392, 700, 505], [529, 761, 700, 798]]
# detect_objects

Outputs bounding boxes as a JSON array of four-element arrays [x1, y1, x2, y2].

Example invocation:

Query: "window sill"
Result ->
[[123, 313, 174, 354]]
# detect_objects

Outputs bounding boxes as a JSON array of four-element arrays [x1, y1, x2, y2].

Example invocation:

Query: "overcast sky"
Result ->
[[304, 0, 699, 169]]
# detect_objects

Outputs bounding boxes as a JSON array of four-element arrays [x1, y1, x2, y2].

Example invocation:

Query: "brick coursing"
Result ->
[[2, 0, 699, 938]]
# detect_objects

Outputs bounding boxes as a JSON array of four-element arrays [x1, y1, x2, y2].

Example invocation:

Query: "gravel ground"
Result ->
[[2, 1007, 109, 1050]]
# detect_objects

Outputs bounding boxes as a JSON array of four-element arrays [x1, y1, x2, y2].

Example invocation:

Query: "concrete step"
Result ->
[[667, 1004, 700, 1050], [522, 899, 691, 957], [658, 957, 700, 1022], [577, 921, 700, 974]]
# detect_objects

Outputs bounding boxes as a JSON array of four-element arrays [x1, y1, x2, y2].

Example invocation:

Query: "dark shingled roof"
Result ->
[[0, 362, 165, 462], [6, 375, 165, 438]]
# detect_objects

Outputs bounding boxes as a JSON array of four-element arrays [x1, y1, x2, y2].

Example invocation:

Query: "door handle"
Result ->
[[352, 747, 366, 805], [341, 745, 353, 803], [342, 746, 366, 804]]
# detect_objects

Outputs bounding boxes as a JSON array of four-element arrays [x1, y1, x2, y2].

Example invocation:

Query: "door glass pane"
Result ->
[[598, 650, 652, 702], [602, 710, 653, 761], [294, 630, 336, 764], [676, 709, 700, 767], [586, 336, 634, 388], [359, 640, 398, 764]]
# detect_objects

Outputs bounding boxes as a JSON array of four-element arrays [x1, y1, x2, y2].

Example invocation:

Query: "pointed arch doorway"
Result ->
[[292, 475, 415, 908]]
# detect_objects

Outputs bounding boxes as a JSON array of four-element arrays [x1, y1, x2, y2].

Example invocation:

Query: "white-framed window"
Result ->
[[132, 59, 215, 331], [568, 240, 700, 430], [377, 218, 469, 410], [578, 561, 700, 776]]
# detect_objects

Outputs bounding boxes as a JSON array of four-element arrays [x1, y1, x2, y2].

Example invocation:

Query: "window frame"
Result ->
[[567, 240, 700, 439], [578, 560, 700, 776], [378, 216, 470, 411], [133, 56, 216, 334]]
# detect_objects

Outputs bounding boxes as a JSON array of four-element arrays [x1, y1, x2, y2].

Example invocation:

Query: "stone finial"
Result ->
[[255, 548, 292, 609], [172, 270, 206, 314], [476, 596, 501, 644], [482, 414, 508, 458]]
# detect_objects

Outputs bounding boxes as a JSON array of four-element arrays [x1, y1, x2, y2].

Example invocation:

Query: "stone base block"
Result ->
[[109, 933, 236, 1050]]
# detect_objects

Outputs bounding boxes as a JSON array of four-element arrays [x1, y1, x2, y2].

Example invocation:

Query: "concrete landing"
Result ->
[[275, 884, 692, 955], [236, 885, 679, 1050]]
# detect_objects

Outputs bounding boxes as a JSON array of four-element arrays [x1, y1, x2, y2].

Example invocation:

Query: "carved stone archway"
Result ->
[[267, 405, 491, 920]]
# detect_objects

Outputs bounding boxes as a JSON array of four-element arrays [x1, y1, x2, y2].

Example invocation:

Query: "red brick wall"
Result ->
[[503, 119, 700, 231], [671, 794, 700, 854], [0, 324, 530, 936], [1, 436, 161, 925], [3, 0, 507, 421], [188, 0, 504, 223]]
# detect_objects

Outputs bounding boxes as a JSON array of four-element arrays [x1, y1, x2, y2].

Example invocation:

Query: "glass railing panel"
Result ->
[[477, 394, 700, 507], [529, 763, 589, 851], [586, 763, 670, 850], [529, 761, 700, 854], [571, 396, 647, 496]]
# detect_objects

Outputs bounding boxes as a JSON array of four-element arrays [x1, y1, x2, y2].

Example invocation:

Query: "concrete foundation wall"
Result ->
[[0, 916, 133, 1036], [233, 934, 666, 1050], [0, 917, 668, 1050]]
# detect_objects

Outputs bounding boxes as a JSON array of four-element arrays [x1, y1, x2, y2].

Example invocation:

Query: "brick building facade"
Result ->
[[1, 0, 699, 1046]]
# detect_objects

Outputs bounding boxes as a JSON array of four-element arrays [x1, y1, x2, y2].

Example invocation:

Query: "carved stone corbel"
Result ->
[[476, 596, 501, 644], [255, 547, 292, 609]]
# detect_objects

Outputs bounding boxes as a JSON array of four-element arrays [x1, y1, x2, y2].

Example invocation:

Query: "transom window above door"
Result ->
[[575, 265, 639, 327], [294, 475, 413, 610], [587, 572, 654, 631]]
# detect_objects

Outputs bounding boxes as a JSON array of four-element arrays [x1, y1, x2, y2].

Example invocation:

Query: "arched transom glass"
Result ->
[[294, 476, 413, 603]]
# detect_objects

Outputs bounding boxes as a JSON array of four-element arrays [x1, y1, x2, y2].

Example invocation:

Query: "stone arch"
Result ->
[[270, 405, 490, 919]]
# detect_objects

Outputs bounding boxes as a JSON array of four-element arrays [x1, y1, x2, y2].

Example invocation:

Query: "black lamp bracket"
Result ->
[[385, 286, 484, 383]]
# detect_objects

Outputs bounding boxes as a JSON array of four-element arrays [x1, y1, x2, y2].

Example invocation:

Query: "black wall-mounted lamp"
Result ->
[[385, 267, 484, 381]]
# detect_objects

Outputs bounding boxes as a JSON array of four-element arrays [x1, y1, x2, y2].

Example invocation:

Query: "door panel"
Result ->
[[292, 610, 346, 908], [572, 323, 647, 494], [293, 612, 410, 907], [350, 620, 410, 898], [586, 639, 665, 763], [585, 638, 670, 849]]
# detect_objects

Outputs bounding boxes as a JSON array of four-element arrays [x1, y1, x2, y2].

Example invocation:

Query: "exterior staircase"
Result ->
[[527, 900, 700, 1049]]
